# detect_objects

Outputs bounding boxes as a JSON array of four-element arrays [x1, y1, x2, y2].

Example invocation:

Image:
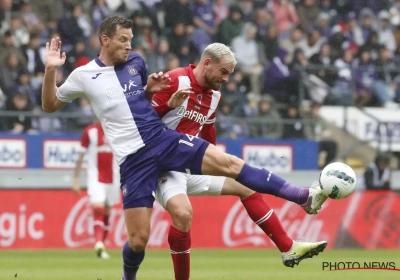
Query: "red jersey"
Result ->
[[80, 122, 119, 185], [151, 65, 221, 144]]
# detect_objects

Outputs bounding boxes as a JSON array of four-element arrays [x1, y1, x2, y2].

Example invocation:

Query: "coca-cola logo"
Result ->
[[223, 200, 328, 247], [63, 197, 171, 248], [365, 194, 400, 247]]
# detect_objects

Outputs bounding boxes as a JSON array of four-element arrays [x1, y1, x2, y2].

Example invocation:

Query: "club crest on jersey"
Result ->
[[127, 65, 137, 75], [197, 94, 202, 104]]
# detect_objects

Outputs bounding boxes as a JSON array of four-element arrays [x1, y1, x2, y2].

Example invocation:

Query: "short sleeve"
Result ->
[[56, 69, 84, 103], [79, 127, 90, 153]]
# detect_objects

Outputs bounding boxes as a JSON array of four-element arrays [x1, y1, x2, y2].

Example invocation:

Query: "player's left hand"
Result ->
[[167, 87, 193, 108], [146, 72, 171, 94]]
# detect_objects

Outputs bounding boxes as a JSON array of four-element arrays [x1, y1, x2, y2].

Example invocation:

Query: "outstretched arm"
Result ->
[[42, 37, 67, 113]]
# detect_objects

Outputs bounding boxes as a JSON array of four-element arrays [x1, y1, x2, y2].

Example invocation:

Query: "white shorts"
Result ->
[[155, 171, 226, 209], [87, 181, 120, 206]]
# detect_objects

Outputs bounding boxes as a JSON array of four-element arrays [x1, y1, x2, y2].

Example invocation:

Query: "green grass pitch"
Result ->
[[0, 249, 399, 280]]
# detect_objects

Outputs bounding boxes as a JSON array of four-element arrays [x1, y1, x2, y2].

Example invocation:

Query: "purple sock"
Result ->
[[122, 241, 145, 280], [236, 163, 309, 205]]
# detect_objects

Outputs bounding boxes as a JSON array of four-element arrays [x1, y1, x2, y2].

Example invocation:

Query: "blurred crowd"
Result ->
[[0, 0, 399, 155]]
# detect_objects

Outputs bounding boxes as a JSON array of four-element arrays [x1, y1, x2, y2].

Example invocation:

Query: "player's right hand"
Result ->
[[167, 87, 193, 108], [72, 177, 81, 195], [45, 37, 66, 69]]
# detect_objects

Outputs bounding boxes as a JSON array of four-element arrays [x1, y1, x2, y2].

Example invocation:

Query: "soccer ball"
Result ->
[[319, 162, 356, 199]]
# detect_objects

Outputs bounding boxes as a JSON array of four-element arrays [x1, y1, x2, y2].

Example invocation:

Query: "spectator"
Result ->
[[296, 27, 325, 58], [164, 0, 193, 32], [216, 5, 244, 46], [309, 43, 337, 88], [8, 13, 30, 47], [360, 30, 380, 60], [282, 102, 305, 139], [249, 95, 283, 139], [216, 100, 250, 138], [57, 4, 87, 52], [239, 0, 255, 22], [364, 152, 391, 190], [263, 48, 298, 103], [377, 10, 397, 53], [92, 0, 111, 29], [86, 34, 101, 58], [146, 38, 170, 74], [191, 0, 217, 52], [297, 0, 320, 32], [221, 77, 247, 117], [0, 30, 27, 67], [231, 22, 263, 96], [331, 48, 355, 105], [2, 91, 34, 133], [303, 102, 338, 168], [271, 0, 299, 35], [254, 8, 273, 41], [0, 53, 23, 93], [279, 26, 303, 63], [213, 0, 229, 25], [16, 69, 37, 107], [259, 23, 279, 63], [357, 8, 376, 46], [22, 33, 45, 74]]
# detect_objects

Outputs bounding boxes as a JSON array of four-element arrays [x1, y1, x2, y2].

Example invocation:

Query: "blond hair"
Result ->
[[201, 43, 237, 66]]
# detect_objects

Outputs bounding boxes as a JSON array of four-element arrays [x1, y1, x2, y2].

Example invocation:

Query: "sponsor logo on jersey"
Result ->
[[175, 106, 208, 125], [105, 80, 141, 102], [0, 139, 26, 168], [127, 65, 137, 75]]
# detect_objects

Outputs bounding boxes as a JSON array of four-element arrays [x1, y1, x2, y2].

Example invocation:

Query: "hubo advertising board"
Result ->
[[0, 133, 318, 170]]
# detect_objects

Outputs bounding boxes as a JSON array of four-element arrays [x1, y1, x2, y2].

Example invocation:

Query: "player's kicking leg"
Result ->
[[199, 144, 328, 215], [219, 178, 327, 267]]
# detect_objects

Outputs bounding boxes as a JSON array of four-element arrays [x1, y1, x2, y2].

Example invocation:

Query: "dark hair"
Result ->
[[97, 16, 133, 45]]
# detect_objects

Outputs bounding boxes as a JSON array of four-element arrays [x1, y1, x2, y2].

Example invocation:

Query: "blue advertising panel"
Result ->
[[0, 133, 318, 170]]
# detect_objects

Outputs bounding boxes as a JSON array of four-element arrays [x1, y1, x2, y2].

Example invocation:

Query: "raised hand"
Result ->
[[146, 72, 172, 94], [167, 87, 193, 109], [45, 37, 66, 69]]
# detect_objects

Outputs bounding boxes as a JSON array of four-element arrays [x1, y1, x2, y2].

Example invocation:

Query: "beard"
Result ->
[[204, 72, 222, 90]]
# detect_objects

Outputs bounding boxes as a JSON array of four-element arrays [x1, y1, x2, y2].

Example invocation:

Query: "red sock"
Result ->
[[93, 207, 105, 243], [241, 192, 293, 252], [168, 226, 191, 280], [102, 214, 110, 242]]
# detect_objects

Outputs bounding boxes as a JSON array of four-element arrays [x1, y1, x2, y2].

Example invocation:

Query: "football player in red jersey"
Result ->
[[151, 43, 328, 280], [73, 121, 120, 259]]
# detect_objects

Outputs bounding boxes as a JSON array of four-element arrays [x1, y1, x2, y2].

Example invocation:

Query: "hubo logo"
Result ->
[[175, 106, 208, 125], [243, 144, 293, 172], [43, 140, 86, 169], [0, 139, 26, 168], [105, 80, 141, 102]]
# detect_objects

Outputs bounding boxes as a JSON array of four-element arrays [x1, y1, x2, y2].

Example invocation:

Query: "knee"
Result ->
[[226, 155, 245, 177], [128, 231, 149, 252], [170, 207, 193, 232]]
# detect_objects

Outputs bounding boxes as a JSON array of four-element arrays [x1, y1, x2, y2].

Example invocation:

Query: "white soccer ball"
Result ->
[[319, 162, 357, 200]]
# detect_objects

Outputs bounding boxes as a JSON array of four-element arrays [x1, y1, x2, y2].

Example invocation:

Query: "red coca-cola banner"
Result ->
[[0, 190, 399, 249]]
